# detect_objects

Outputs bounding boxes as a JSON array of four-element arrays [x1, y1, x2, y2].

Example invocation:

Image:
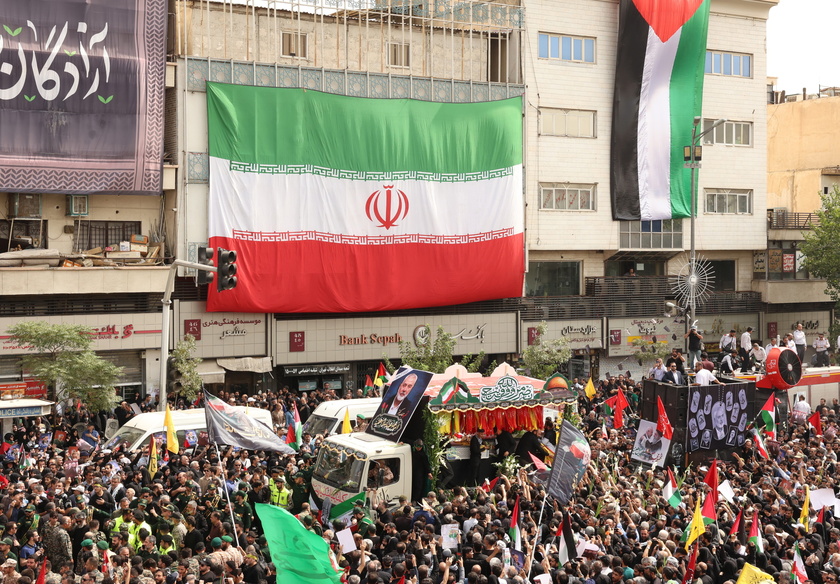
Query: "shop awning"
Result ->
[[217, 357, 273, 374], [0, 399, 54, 418], [196, 360, 226, 384]]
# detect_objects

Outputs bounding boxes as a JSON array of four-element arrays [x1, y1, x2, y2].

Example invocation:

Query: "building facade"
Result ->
[[3, 0, 822, 399]]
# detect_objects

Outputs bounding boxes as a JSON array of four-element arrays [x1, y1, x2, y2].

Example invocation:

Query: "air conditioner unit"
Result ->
[[66, 194, 89, 217], [7, 194, 41, 218]]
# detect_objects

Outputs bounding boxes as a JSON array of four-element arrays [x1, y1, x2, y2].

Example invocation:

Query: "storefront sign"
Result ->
[[284, 363, 351, 376], [768, 322, 777, 339], [753, 251, 766, 273], [764, 311, 831, 338], [0, 381, 47, 400], [276, 313, 517, 363], [0, 406, 47, 418], [607, 315, 686, 357], [176, 302, 268, 359], [783, 253, 796, 273], [290, 332, 305, 352], [520, 319, 603, 351], [0, 314, 162, 354]]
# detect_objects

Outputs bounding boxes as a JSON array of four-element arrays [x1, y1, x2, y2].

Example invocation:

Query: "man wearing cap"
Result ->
[[232, 492, 253, 531], [267, 469, 291, 511], [207, 538, 226, 567], [288, 472, 309, 515], [75, 539, 95, 573], [0, 559, 20, 584], [220, 535, 242, 568], [127, 510, 151, 552], [17, 506, 39, 538], [0, 539, 15, 565]]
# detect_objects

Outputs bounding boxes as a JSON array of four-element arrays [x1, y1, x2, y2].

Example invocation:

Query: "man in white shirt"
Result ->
[[692, 362, 722, 385], [648, 359, 666, 381], [739, 327, 753, 373], [793, 323, 807, 364], [765, 337, 779, 355], [792, 394, 811, 424], [719, 330, 737, 354], [749, 343, 767, 371], [813, 332, 831, 367]]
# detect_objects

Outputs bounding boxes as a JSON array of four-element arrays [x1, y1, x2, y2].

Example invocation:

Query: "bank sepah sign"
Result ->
[[607, 315, 687, 357], [275, 313, 518, 364]]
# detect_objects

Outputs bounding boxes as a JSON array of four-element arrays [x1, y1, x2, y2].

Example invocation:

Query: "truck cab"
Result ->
[[310, 432, 411, 506], [302, 398, 382, 437]]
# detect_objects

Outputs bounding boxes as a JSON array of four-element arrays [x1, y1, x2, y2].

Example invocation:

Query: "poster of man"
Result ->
[[367, 367, 433, 442], [630, 420, 671, 467]]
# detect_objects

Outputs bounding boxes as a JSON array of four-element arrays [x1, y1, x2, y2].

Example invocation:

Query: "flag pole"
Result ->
[[214, 442, 241, 539], [526, 492, 548, 582]]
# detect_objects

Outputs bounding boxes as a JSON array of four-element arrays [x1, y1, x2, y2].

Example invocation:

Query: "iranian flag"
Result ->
[[610, 0, 711, 220], [792, 543, 808, 584], [206, 84, 524, 313]]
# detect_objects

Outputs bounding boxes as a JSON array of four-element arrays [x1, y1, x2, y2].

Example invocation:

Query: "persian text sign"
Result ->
[[0, 0, 166, 194], [479, 376, 535, 403]]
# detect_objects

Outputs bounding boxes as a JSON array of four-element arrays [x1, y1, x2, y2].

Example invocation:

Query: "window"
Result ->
[[74, 220, 141, 251], [526, 261, 581, 296], [538, 33, 595, 63], [702, 119, 752, 146], [539, 183, 596, 211], [540, 108, 596, 138], [0, 219, 47, 249], [387, 43, 410, 67], [705, 51, 752, 78], [367, 458, 400, 488], [619, 220, 683, 249], [704, 189, 752, 215], [707, 260, 736, 291], [281, 32, 307, 58]]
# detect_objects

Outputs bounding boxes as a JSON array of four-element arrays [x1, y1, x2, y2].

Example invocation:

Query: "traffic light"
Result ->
[[197, 246, 215, 286], [216, 248, 238, 292], [166, 356, 183, 395]]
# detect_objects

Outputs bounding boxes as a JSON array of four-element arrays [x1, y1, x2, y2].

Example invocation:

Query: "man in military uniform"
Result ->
[[127, 510, 151, 552], [18, 505, 39, 537], [173, 481, 196, 511], [288, 472, 309, 515], [198, 484, 221, 519], [42, 515, 73, 565], [231, 492, 253, 531]]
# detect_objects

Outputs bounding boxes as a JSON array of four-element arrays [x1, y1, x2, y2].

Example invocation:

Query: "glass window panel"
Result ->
[[541, 189, 553, 208], [725, 123, 734, 144], [673, 233, 682, 247], [555, 189, 567, 209], [733, 55, 741, 76], [662, 233, 673, 248], [717, 194, 726, 211], [713, 53, 721, 73], [743, 55, 751, 77], [715, 124, 724, 143], [705, 52, 712, 73], [723, 53, 731, 75], [727, 194, 737, 213], [738, 195, 749, 214], [584, 39, 595, 62], [630, 233, 641, 247], [539, 34, 549, 58], [573, 38, 582, 61], [706, 193, 715, 213], [652, 232, 662, 247], [743, 123, 752, 145], [550, 36, 560, 59], [641, 233, 651, 248], [580, 190, 591, 209], [651, 220, 662, 233], [561, 36, 571, 60]]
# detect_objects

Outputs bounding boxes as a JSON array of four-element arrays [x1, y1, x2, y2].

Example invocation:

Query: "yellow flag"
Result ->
[[164, 404, 179, 454], [584, 378, 596, 399], [453, 411, 460, 434], [148, 437, 158, 477], [686, 496, 705, 547], [736, 563, 774, 584], [800, 485, 810, 526], [342, 408, 352, 434]]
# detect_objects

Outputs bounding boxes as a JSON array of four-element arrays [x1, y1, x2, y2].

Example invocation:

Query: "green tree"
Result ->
[[8, 321, 123, 412], [801, 185, 840, 302], [169, 334, 203, 403], [385, 325, 456, 373], [520, 321, 571, 380]]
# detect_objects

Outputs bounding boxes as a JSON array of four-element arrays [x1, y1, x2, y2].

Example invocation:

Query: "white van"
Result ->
[[104, 407, 273, 452], [302, 398, 382, 437]]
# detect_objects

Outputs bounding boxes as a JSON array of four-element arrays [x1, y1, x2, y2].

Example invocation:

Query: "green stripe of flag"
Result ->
[[207, 83, 523, 173], [668, 0, 711, 219]]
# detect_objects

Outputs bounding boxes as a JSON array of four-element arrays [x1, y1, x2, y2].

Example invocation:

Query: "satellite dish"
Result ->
[[757, 347, 802, 390]]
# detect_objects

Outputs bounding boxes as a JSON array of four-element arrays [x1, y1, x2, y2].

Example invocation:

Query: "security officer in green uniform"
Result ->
[[18, 504, 39, 536], [268, 469, 292, 510], [232, 491, 254, 531], [199, 483, 221, 519], [174, 482, 197, 511], [288, 472, 309, 515]]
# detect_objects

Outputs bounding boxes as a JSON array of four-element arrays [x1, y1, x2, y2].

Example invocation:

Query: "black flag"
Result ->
[[204, 391, 295, 453]]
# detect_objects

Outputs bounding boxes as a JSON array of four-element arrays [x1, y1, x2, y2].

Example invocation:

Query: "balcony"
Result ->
[[767, 210, 819, 229]]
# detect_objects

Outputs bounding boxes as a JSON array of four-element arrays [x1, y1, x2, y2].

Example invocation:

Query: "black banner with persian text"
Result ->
[[0, 0, 166, 194]]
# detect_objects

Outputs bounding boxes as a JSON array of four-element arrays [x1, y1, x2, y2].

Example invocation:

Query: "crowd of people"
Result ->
[[0, 373, 835, 584]]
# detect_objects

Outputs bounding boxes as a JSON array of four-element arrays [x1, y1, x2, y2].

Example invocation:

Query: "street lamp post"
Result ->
[[684, 116, 727, 323]]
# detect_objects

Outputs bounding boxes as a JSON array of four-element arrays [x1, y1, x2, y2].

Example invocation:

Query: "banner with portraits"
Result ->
[[631, 420, 671, 467], [686, 383, 752, 452]]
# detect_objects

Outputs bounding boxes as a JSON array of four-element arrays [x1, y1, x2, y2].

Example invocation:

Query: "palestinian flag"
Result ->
[[751, 429, 770, 460], [792, 543, 808, 584], [374, 363, 389, 389], [701, 491, 716, 525], [703, 459, 718, 502], [509, 496, 522, 552], [363, 375, 374, 397], [729, 508, 743, 540], [205, 83, 524, 313], [663, 467, 682, 508], [748, 515, 763, 553], [610, 0, 712, 220], [758, 394, 776, 439], [557, 513, 577, 565]]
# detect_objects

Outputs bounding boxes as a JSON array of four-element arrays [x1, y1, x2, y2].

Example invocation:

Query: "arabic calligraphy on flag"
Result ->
[[203, 391, 295, 453]]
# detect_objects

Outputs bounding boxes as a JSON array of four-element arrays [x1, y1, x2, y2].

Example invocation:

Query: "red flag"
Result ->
[[729, 508, 743, 539], [605, 388, 630, 429], [808, 411, 822, 436], [35, 556, 47, 584], [285, 424, 296, 445], [656, 396, 673, 439], [482, 477, 500, 493], [529, 452, 548, 471], [703, 459, 719, 502], [681, 544, 698, 584], [701, 492, 717, 524], [818, 507, 825, 524], [396, 577, 405, 584]]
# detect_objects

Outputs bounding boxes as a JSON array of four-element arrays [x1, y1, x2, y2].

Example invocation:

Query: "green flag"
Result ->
[[255, 503, 341, 584], [328, 492, 367, 526]]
